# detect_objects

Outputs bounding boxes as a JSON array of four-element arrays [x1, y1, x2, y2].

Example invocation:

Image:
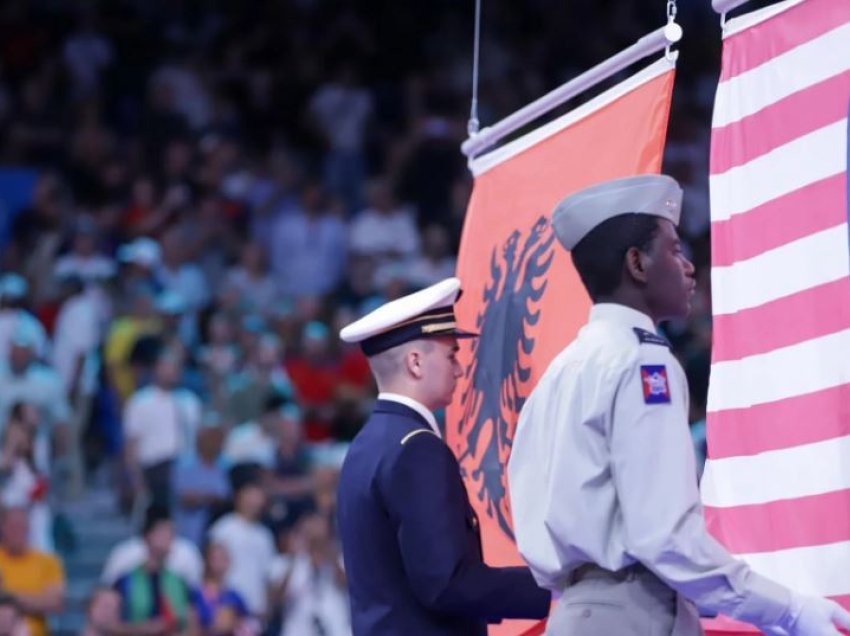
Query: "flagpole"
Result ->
[[461, 23, 682, 160], [712, 0, 751, 13]]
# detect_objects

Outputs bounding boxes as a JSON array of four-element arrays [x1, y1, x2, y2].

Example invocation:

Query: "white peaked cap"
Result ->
[[339, 277, 476, 356], [552, 174, 683, 250]]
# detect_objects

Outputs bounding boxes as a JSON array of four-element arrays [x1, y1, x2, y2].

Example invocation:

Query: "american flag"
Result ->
[[702, 0, 850, 611]]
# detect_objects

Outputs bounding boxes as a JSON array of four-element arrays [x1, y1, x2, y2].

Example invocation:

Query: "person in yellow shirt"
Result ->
[[0, 507, 65, 636], [104, 287, 161, 402]]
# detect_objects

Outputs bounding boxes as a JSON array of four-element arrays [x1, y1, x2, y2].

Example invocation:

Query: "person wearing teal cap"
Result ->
[[0, 274, 49, 364], [0, 320, 70, 460]]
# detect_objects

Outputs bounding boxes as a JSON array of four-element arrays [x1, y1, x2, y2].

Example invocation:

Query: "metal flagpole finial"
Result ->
[[664, 0, 682, 62], [468, 0, 483, 137]]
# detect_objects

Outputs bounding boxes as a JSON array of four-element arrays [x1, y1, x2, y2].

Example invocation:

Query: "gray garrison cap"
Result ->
[[552, 174, 683, 250]]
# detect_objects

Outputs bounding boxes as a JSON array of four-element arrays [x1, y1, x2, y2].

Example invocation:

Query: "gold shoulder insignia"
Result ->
[[400, 429, 439, 445]]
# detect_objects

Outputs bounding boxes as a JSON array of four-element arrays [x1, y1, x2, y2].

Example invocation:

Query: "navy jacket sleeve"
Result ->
[[381, 432, 550, 621]]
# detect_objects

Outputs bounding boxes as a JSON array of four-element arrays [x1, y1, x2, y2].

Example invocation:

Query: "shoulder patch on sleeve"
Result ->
[[640, 365, 671, 404], [400, 428, 440, 445], [633, 327, 670, 348]]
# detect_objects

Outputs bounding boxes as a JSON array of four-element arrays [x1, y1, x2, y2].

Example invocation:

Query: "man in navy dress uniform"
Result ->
[[337, 277, 550, 636]]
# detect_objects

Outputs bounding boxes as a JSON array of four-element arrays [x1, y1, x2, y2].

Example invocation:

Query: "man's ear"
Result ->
[[405, 350, 424, 379], [625, 246, 650, 284]]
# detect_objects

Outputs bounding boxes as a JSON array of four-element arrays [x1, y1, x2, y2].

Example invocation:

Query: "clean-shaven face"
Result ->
[[418, 336, 463, 410], [643, 219, 696, 321]]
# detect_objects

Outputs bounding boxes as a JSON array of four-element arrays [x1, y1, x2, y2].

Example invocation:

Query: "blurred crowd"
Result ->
[[0, 0, 727, 633]]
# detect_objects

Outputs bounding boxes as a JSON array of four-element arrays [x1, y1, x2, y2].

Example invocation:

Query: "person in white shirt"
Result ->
[[208, 481, 276, 619], [123, 351, 201, 508], [0, 416, 51, 551], [508, 175, 850, 636], [53, 218, 115, 331], [270, 513, 350, 636], [50, 274, 100, 397], [53, 216, 116, 286], [348, 179, 420, 265], [308, 65, 373, 212], [309, 68, 373, 157], [221, 395, 287, 471], [149, 59, 212, 131], [0, 327, 69, 439], [100, 505, 203, 587]]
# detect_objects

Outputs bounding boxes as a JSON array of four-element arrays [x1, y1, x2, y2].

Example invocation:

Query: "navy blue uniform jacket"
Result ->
[[337, 399, 549, 635]]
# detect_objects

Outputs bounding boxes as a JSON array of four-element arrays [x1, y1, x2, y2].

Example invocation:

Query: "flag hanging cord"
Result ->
[[467, 0, 483, 137], [462, 6, 682, 161]]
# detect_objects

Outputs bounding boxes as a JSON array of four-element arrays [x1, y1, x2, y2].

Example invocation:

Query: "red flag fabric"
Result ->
[[446, 57, 676, 635]]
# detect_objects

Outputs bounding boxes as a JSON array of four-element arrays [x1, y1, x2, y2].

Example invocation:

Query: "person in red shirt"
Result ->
[[284, 322, 341, 441]]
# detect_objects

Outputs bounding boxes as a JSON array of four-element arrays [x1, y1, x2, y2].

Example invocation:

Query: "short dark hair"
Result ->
[[262, 393, 288, 415], [9, 402, 28, 421], [142, 504, 171, 536], [234, 479, 263, 496], [570, 214, 661, 300]]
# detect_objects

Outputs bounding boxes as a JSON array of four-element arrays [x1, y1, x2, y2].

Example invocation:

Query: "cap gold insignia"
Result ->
[[421, 321, 458, 334]]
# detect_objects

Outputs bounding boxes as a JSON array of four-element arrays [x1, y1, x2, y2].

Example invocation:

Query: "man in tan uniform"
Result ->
[[509, 174, 850, 635]]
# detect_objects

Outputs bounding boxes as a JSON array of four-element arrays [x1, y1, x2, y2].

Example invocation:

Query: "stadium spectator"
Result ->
[[284, 322, 342, 441], [122, 351, 201, 508], [262, 404, 314, 518], [208, 481, 276, 620], [0, 417, 50, 551], [112, 506, 194, 633], [0, 326, 69, 452], [269, 180, 348, 299], [223, 242, 278, 317], [50, 273, 100, 398], [271, 512, 349, 636], [80, 587, 120, 636], [224, 333, 292, 426], [101, 505, 202, 589], [173, 427, 230, 548], [0, 507, 65, 636], [0, 594, 29, 636], [348, 177, 419, 264], [190, 542, 257, 636]]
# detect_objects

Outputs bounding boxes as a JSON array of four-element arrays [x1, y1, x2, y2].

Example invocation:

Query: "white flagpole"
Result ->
[[461, 23, 682, 161]]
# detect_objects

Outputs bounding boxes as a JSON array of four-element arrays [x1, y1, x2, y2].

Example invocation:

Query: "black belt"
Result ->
[[569, 562, 650, 585]]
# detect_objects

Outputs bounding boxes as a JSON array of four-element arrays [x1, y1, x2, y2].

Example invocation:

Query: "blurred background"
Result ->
[[0, 0, 770, 633]]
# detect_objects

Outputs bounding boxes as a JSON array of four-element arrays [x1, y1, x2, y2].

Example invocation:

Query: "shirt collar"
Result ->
[[377, 392, 441, 439], [588, 303, 657, 333]]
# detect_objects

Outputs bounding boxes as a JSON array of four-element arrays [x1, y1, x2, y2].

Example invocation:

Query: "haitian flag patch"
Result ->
[[640, 365, 671, 404]]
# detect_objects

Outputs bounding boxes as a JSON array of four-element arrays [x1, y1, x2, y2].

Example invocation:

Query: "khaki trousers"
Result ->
[[545, 566, 703, 636]]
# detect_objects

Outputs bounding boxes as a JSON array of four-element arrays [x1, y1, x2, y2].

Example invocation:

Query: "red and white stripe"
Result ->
[[702, 0, 850, 603]]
